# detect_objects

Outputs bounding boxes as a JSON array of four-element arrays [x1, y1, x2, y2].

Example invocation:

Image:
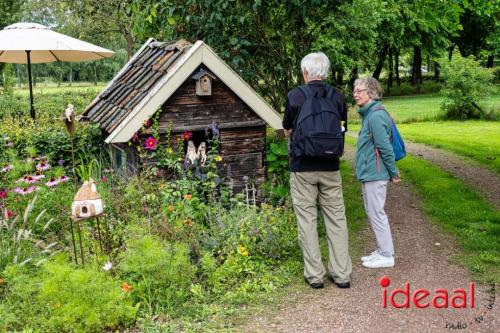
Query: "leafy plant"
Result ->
[[440, 52, 494, 119]]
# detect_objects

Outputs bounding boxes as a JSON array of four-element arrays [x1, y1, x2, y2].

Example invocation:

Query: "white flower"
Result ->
[[102, 262, 113, 271]]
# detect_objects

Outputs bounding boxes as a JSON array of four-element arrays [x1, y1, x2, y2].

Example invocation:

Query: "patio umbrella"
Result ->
[[0, 22, 114, 119]]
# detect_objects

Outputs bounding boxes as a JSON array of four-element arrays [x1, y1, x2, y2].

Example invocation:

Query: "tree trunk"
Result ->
[[372, 44, 388, 80], [448, 44, 455, 60], [486, 55, 494, 68], [125, 31, 134, 60], [434, 61, 440, 81], [395, 48, 401, 86], [411, 46, 422, 89], [336, 68, 344, 87], [387, 47, 394, 93], [349, 67, 358, 88]]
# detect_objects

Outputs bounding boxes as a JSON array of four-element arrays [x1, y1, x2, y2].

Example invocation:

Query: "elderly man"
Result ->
[[283, 52, 352, 289]]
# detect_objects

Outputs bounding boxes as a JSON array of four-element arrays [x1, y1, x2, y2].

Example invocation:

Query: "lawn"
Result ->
[[348, 93, 500, 123], [398, 121, 500, 174], [398, 155, 500, 283]]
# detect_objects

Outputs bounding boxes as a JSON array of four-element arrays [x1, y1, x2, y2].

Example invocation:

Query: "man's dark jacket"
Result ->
[[282, 80, 348, 172]]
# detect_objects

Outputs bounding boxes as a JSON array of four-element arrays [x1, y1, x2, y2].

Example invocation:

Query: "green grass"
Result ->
[[348, 94, 500, 124], [13, 83, 105, 96], [398, 155, 500, 283], [398, 121, 500, 174]]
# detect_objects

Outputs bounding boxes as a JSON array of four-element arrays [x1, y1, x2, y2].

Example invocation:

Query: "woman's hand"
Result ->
[[391, 174, 401, 183]]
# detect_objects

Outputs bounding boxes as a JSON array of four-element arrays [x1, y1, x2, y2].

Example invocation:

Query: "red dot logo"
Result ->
[[379, 276, 391, 287]]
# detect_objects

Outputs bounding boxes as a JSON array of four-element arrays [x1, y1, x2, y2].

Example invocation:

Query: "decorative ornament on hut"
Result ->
[[71, 178, 104, 218]]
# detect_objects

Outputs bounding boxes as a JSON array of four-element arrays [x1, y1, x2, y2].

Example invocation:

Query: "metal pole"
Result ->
[[26, 50, 35, 119], [69, 217, 78, 265]]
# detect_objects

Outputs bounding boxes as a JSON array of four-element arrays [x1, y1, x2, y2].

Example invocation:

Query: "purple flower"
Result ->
[[14, 186, 39, 195], [36, 162, 51, 171], [58, 175, 70, 183], [16, 175, 39, 184], [211, 120, 220, 137], [45, 178, 60, 187], [57, 159, 65, 166], [33, 172, 45, 180], [1, 164, 13, 172]]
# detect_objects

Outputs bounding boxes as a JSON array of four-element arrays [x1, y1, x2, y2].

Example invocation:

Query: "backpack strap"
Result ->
[[368, 104, 393, 142], [298, 85, 314, 99]]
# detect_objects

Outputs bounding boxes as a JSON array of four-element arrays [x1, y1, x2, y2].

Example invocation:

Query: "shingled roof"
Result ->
[[84, 39, 283, 144], [84, 39, 193, 133]]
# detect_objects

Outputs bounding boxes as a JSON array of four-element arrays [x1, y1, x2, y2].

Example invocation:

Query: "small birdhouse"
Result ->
[[192, 69, 216, 96], [71, 179, 104, 219]]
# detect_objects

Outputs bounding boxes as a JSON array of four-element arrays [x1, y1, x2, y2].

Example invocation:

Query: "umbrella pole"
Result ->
[[26, 50, 35, 119]]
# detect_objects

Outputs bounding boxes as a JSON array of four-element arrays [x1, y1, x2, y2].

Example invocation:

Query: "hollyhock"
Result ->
[[144, 136, 158, 150], [143, 118, 153, 128]]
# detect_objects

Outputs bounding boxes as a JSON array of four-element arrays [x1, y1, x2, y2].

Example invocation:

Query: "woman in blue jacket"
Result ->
[[354, 77, 400, 268]]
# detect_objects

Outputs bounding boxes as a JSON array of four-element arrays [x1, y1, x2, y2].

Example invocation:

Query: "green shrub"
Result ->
[[118, 234, 195, 313], [440, 52, 494, 119], [0, 257, 137, 333]]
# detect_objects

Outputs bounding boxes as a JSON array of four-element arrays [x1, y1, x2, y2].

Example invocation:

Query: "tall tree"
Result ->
[[0, 0, 25, 79]]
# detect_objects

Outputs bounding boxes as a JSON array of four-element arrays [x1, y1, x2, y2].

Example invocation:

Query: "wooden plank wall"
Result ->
[[134, 69, 268, 196]]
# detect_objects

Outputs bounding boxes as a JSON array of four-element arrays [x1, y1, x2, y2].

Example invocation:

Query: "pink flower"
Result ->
[[16, 175, 38, 184], [14, 186, 39, 195], [144, 136, 158, 150], [36, 162, 51, 171], [1, 164, 13, 172], [181, 131, 193, 141], [0, 189, 7, 199], [101, 176, 107, 183], [33, 171, 45, 180], [45, 178, 60, 187], [58, 175, 70, 183], [4, 208, 16, 220]]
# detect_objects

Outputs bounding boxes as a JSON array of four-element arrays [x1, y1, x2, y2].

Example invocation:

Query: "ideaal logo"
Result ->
[[379, 276, 474, 308], [379, 276, 496, 330]]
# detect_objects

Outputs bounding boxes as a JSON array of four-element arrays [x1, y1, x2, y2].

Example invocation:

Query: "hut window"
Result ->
[[112, 145, 127, 170]]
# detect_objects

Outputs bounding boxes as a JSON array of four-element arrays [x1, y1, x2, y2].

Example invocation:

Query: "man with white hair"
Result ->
[[283, 52, 352, 289]]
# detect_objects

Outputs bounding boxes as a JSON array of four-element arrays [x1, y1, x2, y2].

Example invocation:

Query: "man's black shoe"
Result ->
[[304, 277, 324, 289], [328, 276, 351, 289]]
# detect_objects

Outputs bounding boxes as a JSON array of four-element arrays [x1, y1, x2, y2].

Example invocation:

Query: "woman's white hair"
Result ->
[[301, 52, 330, 79], [354, 77, 383, 100]]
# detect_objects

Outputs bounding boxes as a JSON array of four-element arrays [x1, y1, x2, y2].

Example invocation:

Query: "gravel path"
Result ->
[[239, 147, 498, 333], [405, 141, 500, 209]]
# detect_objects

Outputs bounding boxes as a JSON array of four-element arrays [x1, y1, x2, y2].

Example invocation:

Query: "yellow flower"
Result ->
[[214, 155, 222, 162], [237, 244, 249, 256], [183, 194, 193, 200]]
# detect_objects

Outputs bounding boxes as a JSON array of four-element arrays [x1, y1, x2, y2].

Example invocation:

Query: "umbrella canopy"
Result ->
[[0, 22, 114, 118]]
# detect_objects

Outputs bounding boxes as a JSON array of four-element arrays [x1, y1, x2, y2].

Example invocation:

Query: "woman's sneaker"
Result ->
[[362, 254, 395, 268], [361, 250, 379, 262]]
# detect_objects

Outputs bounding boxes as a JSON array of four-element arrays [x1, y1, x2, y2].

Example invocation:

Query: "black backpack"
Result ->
[[291, 85, 344, 159]]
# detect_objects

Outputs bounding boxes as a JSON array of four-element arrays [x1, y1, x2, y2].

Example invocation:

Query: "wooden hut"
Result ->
[[83, 39, 283, 194]]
